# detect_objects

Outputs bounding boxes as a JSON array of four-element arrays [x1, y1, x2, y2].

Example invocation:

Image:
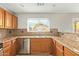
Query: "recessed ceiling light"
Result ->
[[19, 4, 24, 7], [37, 3, 44, 6], [52, 4, 56, 7]]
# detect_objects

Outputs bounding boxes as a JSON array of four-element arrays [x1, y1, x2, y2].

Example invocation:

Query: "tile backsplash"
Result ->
[[0, 29, 7, 38], [0, 28, 59, 39], [13, 28, 59, 36], [0, 29, 15, 38], [14, 29, 27, 36], [6, 29, 15, 37]]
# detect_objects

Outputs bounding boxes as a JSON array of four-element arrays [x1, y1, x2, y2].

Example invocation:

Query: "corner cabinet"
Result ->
[[0, 8, 5, 28]]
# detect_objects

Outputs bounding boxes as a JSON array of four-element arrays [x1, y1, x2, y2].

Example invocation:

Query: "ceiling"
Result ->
[[0, 3, 79, 13]]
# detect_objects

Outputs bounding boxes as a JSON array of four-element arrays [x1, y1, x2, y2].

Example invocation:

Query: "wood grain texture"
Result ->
[[0, 8, 4, 28], [64, 47, 78, 56], [31, 38, 52, 55], [5, 11, 13, 29]]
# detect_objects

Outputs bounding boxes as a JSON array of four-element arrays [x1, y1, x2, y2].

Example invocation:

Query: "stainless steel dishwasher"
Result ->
[[19, 38, 30, 54], [24, 38, 30, 54]]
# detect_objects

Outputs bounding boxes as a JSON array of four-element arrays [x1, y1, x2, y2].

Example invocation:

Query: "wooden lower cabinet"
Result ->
[[51, 39, 56, 55], [3, 38, 23, 56], [64, 47, 78, 56], [0, 50, 3, 56], [56, 47, 63, 56], [16, 38, 22, 54], [3, 47, 11, 56], [55, 41, 78, 56], [3, 40, 12, 56], [3, 37, 79, 56], [11, 39, 17, 56], [55, 41, 64, 56], [31, 38, 52, 55]]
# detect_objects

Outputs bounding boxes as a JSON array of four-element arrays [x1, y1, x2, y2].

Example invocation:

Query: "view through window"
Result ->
[[74, 21, 79, 33], [27, 18, 50, 32]]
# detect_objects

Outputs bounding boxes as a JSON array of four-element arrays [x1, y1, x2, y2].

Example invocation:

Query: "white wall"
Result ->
[[16, 13, 79, 33]]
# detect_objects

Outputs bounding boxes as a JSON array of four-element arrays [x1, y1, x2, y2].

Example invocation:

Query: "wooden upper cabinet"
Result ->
[[12, 15, 18, 29], [5, 11, 13, 29], [0, 8, 4, 28], [0, 7, 18, 29]]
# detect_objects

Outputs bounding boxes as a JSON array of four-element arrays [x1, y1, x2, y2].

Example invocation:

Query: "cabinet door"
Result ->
[[11, 39, 17, 56], [41, 39, 52, 55], [3, 40, 12, 56], [31, 38, 52, 55], [13, 15, 18, 29], [0, 8, 4, 28], [56, 42, 63, 56], [5, 11, 13, 29], [3, 47, 11, 56], [51, 39, 56, 56], [31, 38, 41, 54], [40, 38, 51, 52], [16, 38, 21, 54], [56, 46, 63, 56], [64, 47, 78, 56]]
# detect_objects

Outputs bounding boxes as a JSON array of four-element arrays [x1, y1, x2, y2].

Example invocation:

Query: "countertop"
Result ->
[[52, 33, 79, 55], [3, 36, 52, 42], [3, 35, 79, 55], [52, 36, 79, 55]]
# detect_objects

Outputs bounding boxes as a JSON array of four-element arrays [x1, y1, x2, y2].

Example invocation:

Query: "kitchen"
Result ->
[[0, 3, 79, 56]]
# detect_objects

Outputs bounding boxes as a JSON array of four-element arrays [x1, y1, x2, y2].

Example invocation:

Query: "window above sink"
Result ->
[[27, 18, 50, 32]]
